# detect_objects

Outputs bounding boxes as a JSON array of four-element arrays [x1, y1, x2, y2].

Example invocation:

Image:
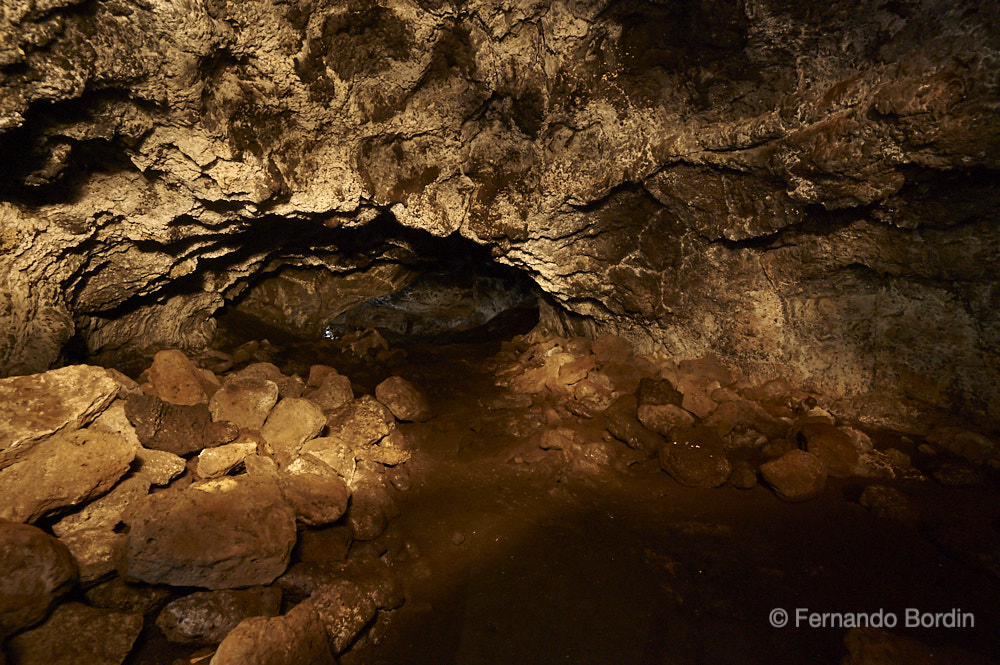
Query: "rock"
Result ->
[[637, 403, 696, 436], [760, 450, 828, 502], [557, 354, 595, 386], [156, 587, 282, 644], [657, 427, 732, 488], [357, 428, 412, 466], [600, 360, 648, 394], [210, 602, 335, 665], [562, 441, 619, 475], [243, 452, 280, 480], [0, 365, 119, 469], [87, 400, 142, 448], [208, 377, 280, 430], [123, 476, 297, 589], [702, 399, 786, 439], [799, 423, 859, 478], [309, 580, 377, 653], [926, 427, 996, 464], [53, 476, 151, 536], [636, 377, 684, 408], [5, 602, 142, 665], [0, 429, 134, 523], [278, 559, 403, 611], [324, 396, 395, 450], [843, 627, 996, 665], [83, 578, 171, 614], [306, 365, 338, 389], [279, 463, 351, 526], [307, 372, 355, 412], [729, 460, 758, 489], [294, 526, 353, 564], [602, 395, 664, 452], [261, 398, 327, 466], [678, 354, 733, 386], [592, 333, 633, 364], [568, 372, 616, 417], [931, 462, 986, 487], [196, 442, 258, 479], [744, 377, 791, 403], [539, 427, 579, 450], [345, 471, 395, 541], [58, 528, 126, 584], [123, 393, 216, 456], [132, 447, 186, 486], [375, 376, 432, 422], [859, 485, 917, 523], [148, 349, 212, 406], [0, 522, 77, 638]]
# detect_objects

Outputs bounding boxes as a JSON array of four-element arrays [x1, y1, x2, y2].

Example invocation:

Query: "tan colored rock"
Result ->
[[261, 397, 326, 466], [0, 365, 118, 469], [6, 602, 142, 665], [300, 437, 356, 482], [196, 441, 258, 479], [760, 450, 828, 502], [306, 365, 338, 389], [58, 528, 126, 583], [375, 375, 432, 422], [658, 427, 732, 488], [53, 476, 151, 537], [83, 577, 171, 614], [309, 580, 377, 653], [307, 372, 354, 412], [210, 602, 335, 665], [208, 377, 279, 430], [637, 403, 696, 436], [279, 465, 351, 527], [149, 349, 213, 406], [800, 422, 859, 478], [357, 428, 412, 466], [123, 476, 297, 589], [325, 396, 395, 449], [0, 429, 135, 523], [156, 587, 282, 644], [133, 447, 186, 486], [0, 522, 77, 638]]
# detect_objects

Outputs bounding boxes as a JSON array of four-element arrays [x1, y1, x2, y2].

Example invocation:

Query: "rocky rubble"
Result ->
[[0, 347, 420, 664]]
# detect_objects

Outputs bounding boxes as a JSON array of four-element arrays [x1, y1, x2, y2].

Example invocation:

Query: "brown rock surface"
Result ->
[[375, 376, 432, 422], [657, 427, 732, 488], [122, 476, 297, 589], [155, 587, 282, 645], [209, 602, 336, 665], [208, 378, 280, 431], [760, 450, 829, 502], [0, 522, 77, 638], [5, 602, 142, 665], [261, 397, 327, 466], [148, 349, 211, 406]]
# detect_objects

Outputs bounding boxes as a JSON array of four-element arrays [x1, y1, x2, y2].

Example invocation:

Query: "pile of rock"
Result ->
[[499, 331, 996, 504], [0, 349, 427, 664]]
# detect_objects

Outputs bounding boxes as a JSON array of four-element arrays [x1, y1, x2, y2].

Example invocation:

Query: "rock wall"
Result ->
[[1, 0, 998, 427]]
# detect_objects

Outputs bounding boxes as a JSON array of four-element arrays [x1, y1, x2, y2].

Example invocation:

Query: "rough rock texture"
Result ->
[[375, 376, 432, 422], [122, 476, 297, 589], [760, 449, 829, 502], [5, 602, 142, 665], [0, 365, 118, 468], [0, 521, 77, 638], [155, 587, 282, 645], [309, 580, 378, 654], [210, 602, 336, 665], [0, 0, 999, 433], [0, 428, 135, 523]]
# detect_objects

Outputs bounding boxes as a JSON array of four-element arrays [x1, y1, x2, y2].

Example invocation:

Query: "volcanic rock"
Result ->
[[760, 450, 829, 502], [208, 377, 280, 431], [658, 426, 732, 488], [5, 602, 142, 665], [0, 522, 77, 638], [799, 423, 860, 478], [375, 376, 432, 422], [156, 587, 282, 644], [261, 397, 327, 466], [210, 602, 335, 665]]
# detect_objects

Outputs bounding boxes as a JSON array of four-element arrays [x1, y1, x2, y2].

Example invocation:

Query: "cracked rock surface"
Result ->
[[1, 0, 999, 428]]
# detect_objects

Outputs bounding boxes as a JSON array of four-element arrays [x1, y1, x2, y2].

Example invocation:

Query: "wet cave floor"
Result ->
[[139, 312, 1000, 665]]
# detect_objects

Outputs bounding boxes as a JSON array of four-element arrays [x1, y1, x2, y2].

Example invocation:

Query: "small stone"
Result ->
[[123, 476, 297, 589], [638, 403, 696, 436], [149, 349, 211, 406], [540, 427, 578, 450], [636, 377, 684, 408], [0, 522, 77, 638], [208, 378, 280, 430], [124, 394, 216, 456], [385, 464, 411, 491], [261, 398, 327, 467], [358, 429, 412, 466], [306, 365, 337, 389], [0, 365, 119, 469], [451, 532, 466, 546], [658, 427, 732, 488], [307, 373, 354, 412], [375, 376, 432, 422], [800, 423, 860, 478], [196, 442, 258, 479], [0, 429, 135, 524], [57, 528, 126, 584], [133, 447, 186, 486], [279, 466, 351, 527], [729, 460, 758, 489], [209, 602, 335, 665], [156, 587, 282, 644], [83, 578, 171, 614], [5, 602, 142, 665], [931, 462, 986, 488], [308, 580, 378, 653], [760, 450, 828, 502], [54, 476, 151, 537]]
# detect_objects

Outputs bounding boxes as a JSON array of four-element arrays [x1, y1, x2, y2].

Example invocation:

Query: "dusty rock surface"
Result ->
[[5, 602, 142, 665], [760, 450, 829, 502], [123, 476, 297, 589], [375, 376, 432, 422], [0, 521, 77, 638], [155, 587, 282, 645], [209, 602, 336, 665]]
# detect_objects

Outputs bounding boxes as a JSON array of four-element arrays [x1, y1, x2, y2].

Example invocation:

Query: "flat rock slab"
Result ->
[[156, 587, 282, 644], [0, 522, 77, 638], [53, 476, 151, 537], [123, 476, 296, 589], [210, 602, 336, 665], [0, 365, 118, 469], [0, 429, 135, 523], [760, 449, 828, 502], [5, 602, 142, 665]]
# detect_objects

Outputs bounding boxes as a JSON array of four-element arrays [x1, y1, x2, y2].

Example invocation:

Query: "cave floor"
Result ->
[[329, 341, 1000, 665]]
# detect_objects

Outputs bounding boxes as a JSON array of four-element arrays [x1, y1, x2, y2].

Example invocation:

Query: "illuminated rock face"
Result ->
[[1, 0, 999, 426]]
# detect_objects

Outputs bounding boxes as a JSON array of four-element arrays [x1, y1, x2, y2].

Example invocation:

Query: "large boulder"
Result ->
[[148, 349, 214, 406], [0, 365, 118, 468], [0, 522, 77, 638], [374, 376, 432, 422], [210, 602, 336, 665], [155, 587, 282, 644], [0, 429, 135, 523], [657, 427, 732, 488], [760, 450, 829, 502], [123, 476, 297, 589], [208, 377, 280, 430], [5, 602, 142, 665]]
